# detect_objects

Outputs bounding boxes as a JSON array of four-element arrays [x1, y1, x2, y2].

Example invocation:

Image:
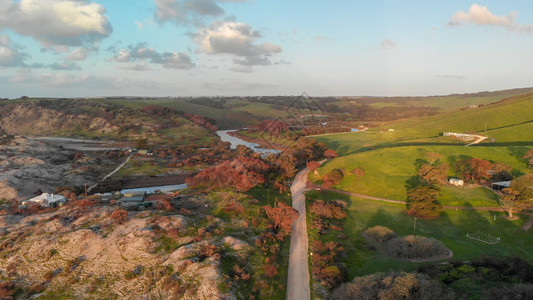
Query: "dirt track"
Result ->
[[286, 167, 311, 300]]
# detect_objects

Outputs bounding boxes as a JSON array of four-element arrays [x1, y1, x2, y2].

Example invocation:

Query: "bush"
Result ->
[[384, 235, 450, 260], [485, 283, 533, 299], [0, 281, 15, 298], [307, 161, 321, 172], [330, 271, 454, 300], [324, 149, 338, 159], [323, 169, 343, 186], [362, 226, 397, 243], [110, 209, 128, 224], [310, 200, 346, 219]]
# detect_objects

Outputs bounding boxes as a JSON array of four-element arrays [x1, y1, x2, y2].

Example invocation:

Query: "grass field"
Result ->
[[306, 93, 533, 281], [317, 93, 533, 156], [307, 190, 533, 278], [334, 88, 533, 112], [309, 145, 530, 206]]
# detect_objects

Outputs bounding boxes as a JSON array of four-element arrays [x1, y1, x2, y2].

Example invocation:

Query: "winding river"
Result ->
[[216, 130, 280, 155]]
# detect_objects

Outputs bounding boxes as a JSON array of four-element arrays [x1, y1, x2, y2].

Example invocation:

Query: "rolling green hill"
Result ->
[[316, 93, 533, 155]]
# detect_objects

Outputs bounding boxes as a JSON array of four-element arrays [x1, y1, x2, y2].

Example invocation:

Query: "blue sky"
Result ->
[[1, 0, 533, 97]]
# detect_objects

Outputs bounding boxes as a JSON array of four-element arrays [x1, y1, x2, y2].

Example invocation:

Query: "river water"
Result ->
[[216, 130, 280, 155], [32, 137, 121, 151], [120, 183, 188, 195]]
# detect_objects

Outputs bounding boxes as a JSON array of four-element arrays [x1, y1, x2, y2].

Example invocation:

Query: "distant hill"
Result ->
[[0, 99, 217, 145], [382, 91, 533, 140]]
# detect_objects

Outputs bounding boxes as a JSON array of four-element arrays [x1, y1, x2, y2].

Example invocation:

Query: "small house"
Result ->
[[118, 192, 146, 207], [25, 193, 66, 208], [492, 181, 511, 191], [449, 178, 464, 187]]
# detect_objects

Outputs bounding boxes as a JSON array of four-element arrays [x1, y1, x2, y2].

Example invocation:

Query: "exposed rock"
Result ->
[[223, 236, 249, 251], [152, 215, 187, 231]]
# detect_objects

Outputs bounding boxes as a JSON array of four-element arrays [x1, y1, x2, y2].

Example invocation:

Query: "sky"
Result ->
[[1, 0, 533, 98]]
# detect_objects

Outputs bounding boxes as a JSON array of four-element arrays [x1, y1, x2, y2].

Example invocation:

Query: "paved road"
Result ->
[[286, 167, 311, 300]]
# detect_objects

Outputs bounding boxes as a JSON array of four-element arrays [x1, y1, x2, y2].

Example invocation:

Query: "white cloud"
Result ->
[[49, 61, 81, 70], [230, 65, 252, 73], [112, 43, 194, 70], [119, 61, 152, 72], [115, 49, 131, 62], [39, 72, 91, 86], [194, 21, 282, 66], [154, 0, 230, 26], [0, 35, 30, 67], [449, 4, 533, 33], [381, 39, 397, 50], [0, 0, 112, 48], [5, 70, 159, 90], [65, 47, 87, 61]]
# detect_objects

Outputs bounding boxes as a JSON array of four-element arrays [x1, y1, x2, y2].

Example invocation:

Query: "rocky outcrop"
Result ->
[[0, 206, 228, 299]]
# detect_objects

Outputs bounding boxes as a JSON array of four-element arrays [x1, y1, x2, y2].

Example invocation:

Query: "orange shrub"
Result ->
[[110, 209, 128, 224]]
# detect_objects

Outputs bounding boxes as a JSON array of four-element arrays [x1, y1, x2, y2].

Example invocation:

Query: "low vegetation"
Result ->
[[364, 226, 451, 261], [330, 271, 455, 300]]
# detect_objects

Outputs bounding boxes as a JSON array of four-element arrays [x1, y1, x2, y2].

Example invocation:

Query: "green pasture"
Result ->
[[306, 190, 533, 278], [309, 145, 531, 206]]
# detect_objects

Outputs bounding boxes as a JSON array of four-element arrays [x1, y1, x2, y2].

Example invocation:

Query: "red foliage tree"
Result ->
[[142, 105, 176, 116], [310, 200, 346, 219], [263, 201, 299, 240], [455, 158, 492, 182], [324, 149, 338, 159], [407, 186, 442, 218], [307, 161, 321, 172], [418, 162, 449, 185], [110, 209, 128, 224], [264, 263, 279, 278], [257, 120, 289, 137], [184, 113, 218, 131], [186, 156, 269, 192]]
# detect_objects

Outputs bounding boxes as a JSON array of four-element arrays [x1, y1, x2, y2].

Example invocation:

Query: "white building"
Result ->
[[24, 193, 67, 208], [449, 178, 464, 187], [442, 132, 476, 141]]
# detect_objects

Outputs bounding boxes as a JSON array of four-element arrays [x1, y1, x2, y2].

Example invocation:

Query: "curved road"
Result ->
[[286, 167, 311, 300]]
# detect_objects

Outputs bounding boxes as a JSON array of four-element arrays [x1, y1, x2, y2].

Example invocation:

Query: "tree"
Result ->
[[454, 158, 492, 182], [524, 150, 533, 168], [491, 162, 513, 181], [324, 149, 338, 159], [134, 138, 148, 149], [263, 201, 299, 240], [186, 156, 269, 192], [418, 161, 449, 186], [307, 160, 321, 172], [407, 186, 442, 218], [500, 174, 533, 219]]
